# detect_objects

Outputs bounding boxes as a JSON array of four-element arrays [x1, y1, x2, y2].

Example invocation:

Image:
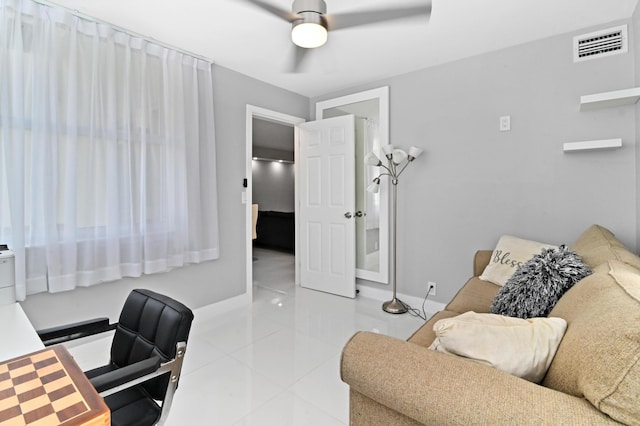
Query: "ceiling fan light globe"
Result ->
[[292, 22, 327, 48]]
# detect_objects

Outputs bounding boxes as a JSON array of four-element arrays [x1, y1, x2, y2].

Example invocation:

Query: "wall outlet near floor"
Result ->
[[427, 281, 437, 297]]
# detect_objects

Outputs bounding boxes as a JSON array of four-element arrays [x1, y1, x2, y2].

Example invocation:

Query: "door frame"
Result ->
[[245, 106, 305, 299]]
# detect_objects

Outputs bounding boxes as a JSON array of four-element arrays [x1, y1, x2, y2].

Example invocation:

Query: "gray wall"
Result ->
[[252, 161, 295, 212], [20, 64, 309, 329], [20, 17, 640, 326], [313, 20, 638, 305]]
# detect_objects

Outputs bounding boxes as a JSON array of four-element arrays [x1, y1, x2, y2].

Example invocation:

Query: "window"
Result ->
[[0, 0, 219, 299]]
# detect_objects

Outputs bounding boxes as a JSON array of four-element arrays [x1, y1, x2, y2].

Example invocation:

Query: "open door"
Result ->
[[298, 115, 356, 298]]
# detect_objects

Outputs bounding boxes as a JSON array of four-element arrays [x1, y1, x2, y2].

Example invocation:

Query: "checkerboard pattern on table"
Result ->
[[0, 349, 89, 425]]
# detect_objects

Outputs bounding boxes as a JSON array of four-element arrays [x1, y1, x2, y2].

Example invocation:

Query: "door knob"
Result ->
[[355, 211, 363, 218], [344, 212, 353, 219]]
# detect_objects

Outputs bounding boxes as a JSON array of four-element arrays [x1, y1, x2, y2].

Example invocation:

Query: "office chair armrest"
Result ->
[[90, 357, 162, 393], [37, 318, 116, 346]]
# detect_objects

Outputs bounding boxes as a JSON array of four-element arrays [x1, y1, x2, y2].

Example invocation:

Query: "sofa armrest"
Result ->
[[473, 250, 493, 277], [341, 332, 618, 425]]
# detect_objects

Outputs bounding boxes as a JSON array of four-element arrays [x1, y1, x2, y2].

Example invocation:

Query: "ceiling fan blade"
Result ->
[[241, 0, 298, 22], [327, 3, 432, 31], [286, 45, 312, 73]]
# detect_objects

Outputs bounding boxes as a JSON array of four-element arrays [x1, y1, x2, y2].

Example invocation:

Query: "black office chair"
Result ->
[[38, 289, 194, 426]]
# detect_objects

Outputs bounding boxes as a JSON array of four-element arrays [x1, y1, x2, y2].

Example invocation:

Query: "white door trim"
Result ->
[[245, 105, 306, 299]]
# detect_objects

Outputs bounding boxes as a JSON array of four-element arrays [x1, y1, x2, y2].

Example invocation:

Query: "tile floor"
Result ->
[[67, 247, 427, 425]]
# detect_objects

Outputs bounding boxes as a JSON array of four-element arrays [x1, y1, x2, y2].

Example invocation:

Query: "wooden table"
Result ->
[[0, 345, 109, 426]]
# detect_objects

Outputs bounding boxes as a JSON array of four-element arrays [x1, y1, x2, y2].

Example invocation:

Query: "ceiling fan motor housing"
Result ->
[[291, 0, 327, 31], [292, 0, 327, 15]]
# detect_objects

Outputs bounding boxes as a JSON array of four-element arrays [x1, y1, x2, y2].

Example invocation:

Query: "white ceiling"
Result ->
[[48, 0, 639, 98]]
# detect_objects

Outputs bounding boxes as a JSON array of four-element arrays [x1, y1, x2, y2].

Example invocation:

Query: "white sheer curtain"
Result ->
[[0, 0, 219, 300]]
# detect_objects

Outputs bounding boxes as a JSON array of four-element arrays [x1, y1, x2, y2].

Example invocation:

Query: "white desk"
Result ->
[[0, 302, 44, 362]]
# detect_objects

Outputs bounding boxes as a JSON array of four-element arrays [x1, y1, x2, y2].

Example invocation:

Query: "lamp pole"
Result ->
[[383, 177, 405, 313], [365, 145, 423, 314]]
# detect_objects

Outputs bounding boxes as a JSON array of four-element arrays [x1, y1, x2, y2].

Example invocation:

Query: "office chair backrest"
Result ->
[[110, 289, 194, 400]]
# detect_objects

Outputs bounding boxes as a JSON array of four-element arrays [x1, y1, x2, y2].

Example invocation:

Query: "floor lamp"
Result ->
[[365, 145, 423, 314]]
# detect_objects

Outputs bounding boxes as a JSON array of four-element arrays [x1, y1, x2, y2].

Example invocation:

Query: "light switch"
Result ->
[[499, 115, 511, 132]]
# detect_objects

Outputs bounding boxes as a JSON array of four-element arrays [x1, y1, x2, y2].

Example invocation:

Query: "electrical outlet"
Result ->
[[499, 115, 511, 132], [427, 281, 437, 297]]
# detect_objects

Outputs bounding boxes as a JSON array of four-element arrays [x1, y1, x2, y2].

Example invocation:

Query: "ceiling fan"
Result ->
[[243, 0, 432, 70]]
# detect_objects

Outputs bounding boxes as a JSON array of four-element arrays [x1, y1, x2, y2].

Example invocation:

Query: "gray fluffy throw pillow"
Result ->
[[490, 245, 592, 319]]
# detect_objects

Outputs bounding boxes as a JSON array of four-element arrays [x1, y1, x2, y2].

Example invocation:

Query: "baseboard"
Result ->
[[356, 284, 446, 316], [192, 292, 251, 324], [192, 287, 447, 323]]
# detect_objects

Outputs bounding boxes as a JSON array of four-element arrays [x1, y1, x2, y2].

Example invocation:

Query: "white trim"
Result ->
[[315, 86, 391, 285], [245, 106, 306, 299], [315, 87, 389, 122], [356, 285, 446, 316]]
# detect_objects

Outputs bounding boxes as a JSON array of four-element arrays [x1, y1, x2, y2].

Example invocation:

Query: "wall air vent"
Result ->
[[573, 25, 628, 62]]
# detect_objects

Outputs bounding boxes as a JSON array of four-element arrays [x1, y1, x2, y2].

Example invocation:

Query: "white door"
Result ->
[[298, 115, 356, 298]]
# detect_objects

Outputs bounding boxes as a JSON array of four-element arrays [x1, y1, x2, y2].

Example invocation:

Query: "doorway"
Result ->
[[244, 106, 305, 301]]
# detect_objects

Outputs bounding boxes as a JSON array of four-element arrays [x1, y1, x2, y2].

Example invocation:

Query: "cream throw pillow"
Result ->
[[428, 311, 567, 383], [479, 235, 556, 286]]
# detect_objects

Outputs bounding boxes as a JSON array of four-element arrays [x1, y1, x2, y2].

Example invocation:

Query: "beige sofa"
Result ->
[[341, 225, 640, 425]]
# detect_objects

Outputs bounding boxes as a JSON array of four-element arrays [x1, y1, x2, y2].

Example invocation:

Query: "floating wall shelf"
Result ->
[[580, 87, 640, 110], [563, 139, 622, 152]]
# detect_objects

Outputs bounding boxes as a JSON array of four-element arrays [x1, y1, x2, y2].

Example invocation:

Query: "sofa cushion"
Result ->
[[479, 235, 556, 286], [428, 312, 567, 383], [444, 277, 500, 314], [490, 245, 592, 318], [544, 260, 640, 425], [407, 310, 459, 347], [572, 224, 640, 270]]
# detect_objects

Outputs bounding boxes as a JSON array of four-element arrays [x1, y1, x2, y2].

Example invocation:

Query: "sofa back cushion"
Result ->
[[543, 260, 640, 425], [572, 224, 640, 270], [479, 235, 556, 286], [444, 277, 500, 315]]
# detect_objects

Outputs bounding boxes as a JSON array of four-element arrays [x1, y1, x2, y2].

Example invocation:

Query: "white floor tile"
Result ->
[[167, 356, 285, 425], [181, 334, 227, 375], [195, 309, 284, 355], [229, 328, 340, 388], [68, 247, 429, 425], [292, 354, 349, 424], [232, 391, 346, 426], [65, 334, 112, 371]]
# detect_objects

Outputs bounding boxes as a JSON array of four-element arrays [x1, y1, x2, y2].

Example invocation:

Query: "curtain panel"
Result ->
[[0, 0, 219, 300]]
